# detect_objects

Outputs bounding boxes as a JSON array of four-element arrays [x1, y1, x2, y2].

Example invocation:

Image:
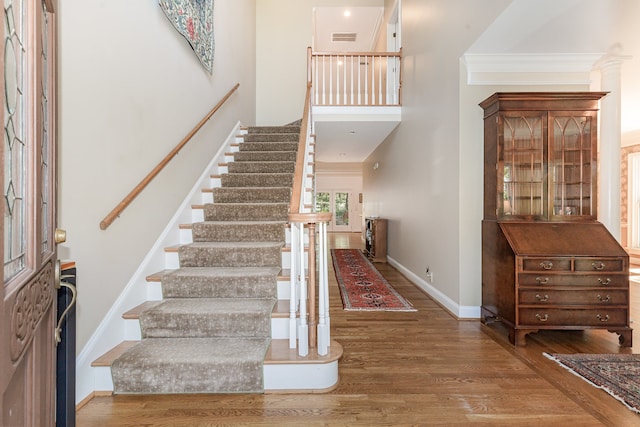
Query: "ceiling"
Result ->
[[313, 118, 400, 163], [312, 6, 384, 53]]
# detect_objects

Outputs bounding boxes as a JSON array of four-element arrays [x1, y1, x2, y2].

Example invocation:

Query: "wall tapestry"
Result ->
[[159, 0, 215, 73]]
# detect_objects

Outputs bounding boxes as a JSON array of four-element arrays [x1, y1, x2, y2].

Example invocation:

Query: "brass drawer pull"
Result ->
[[539, 261, 553, 270], [535, 313, 549, 322], [591, 261, 606, 270], [596, 314, 610, 322], [535, 277, 549, 285], [597, 294, 611, 303], [535, 294, 549, 302], [597, 278, 611, 286]]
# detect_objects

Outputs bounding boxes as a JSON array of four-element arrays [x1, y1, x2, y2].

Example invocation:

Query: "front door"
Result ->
[[1, 1, 58, 426]]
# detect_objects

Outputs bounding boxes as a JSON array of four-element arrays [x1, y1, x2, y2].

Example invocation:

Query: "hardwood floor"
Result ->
[[76, 232, 640, 426]]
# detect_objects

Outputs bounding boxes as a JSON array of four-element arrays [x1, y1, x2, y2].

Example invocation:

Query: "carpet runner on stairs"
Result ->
[[110, 125, 300, 394]]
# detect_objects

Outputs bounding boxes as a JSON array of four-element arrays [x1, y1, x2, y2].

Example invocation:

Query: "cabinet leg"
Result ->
[[610, 329, 633, 347], [512, 329, 538, 347]]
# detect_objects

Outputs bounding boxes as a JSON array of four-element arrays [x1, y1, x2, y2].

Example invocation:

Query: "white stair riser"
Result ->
[[93, 361, 338, 393], [263, 362, 339, 390], [277, 280, 290, 299], [124, 317, 291, 341]]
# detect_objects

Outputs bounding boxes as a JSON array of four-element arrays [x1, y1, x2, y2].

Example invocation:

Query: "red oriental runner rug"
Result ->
[[545, 353, 640, 413], [331, 249, 416, 311]]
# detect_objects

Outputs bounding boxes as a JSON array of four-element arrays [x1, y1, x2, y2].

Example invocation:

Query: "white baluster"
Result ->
[[393, 56, 398, 104], [365, 56, 369, 105], [358, 55, 362, 105], [350, 55, 354, 105], [297, 223, 309, 356], [314, 55, 318, 105], [371, 56, 376, 105], [317, 221, 329, 355], [378, 56, 383, 105], [322, 55, 326, 105], [289, 222, 299, 348], [343, 54, 347, 105], [329, 56, 334, 105], [297, 224, 311, 356]]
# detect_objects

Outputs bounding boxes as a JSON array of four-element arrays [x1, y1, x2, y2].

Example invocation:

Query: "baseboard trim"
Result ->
[[386, 256, 481, 319]]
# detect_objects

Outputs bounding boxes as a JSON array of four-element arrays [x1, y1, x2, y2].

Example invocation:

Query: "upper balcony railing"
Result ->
[[309, 47, 402, 106]]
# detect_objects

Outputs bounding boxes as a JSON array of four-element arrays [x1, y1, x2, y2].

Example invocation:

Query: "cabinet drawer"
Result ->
[[518, 289, 628, 305], [522, 258, 571, 272], [574, 258, 624, 272], [518, 273, 628, 287], [519, 308, 628, 326]]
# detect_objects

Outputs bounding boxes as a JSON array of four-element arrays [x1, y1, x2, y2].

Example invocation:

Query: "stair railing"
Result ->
[[310, 48, 402, 106], [288, 54, 332, 356], [99, 83, 240, 230]]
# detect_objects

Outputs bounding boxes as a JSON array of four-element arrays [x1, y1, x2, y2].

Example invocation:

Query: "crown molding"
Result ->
[[463, 53, 604, 86]]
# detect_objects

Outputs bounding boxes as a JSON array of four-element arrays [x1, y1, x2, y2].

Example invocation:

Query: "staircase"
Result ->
[[94, 125, 341, 394]]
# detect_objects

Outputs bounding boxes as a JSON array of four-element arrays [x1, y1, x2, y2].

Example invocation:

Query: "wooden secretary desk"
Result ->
[[480, 92, 632, 347]]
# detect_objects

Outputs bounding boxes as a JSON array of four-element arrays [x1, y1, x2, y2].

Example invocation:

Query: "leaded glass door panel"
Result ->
[[549, 112, 597, 219], [1, 1, 58, 426], [498, 113, 546, 219]]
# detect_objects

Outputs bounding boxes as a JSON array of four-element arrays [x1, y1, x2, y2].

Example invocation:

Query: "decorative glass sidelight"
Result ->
[[4, 0, 27, 281], [40, 0, 52, 255]]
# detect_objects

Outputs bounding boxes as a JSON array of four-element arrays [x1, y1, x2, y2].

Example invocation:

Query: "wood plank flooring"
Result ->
[[76, 232, 640, 426]]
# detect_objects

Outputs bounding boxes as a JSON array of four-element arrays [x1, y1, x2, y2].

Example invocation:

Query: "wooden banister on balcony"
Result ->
[[99, 83, 240, 230], [310, 48, 402, 106]]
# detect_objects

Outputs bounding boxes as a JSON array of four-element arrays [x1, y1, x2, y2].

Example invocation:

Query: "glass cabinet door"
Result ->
[[498, 113, 546, 219], [550, 113, 596, 219]]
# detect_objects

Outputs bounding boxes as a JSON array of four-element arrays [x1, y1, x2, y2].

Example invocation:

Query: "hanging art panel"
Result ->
[[159, 0, 215, 73]]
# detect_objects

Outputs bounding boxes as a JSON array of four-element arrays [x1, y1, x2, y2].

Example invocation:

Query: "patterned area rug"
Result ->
[[545, 353, 640, 413], [331, 249, 416, 311], [159, 0, 215, 73]]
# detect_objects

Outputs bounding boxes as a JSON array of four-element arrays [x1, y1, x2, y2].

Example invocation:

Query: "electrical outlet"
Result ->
[[426, 267, 433, 283]]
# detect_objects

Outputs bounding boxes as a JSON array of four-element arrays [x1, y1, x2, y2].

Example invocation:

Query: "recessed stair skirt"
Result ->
[[110, 126, 301, 394]]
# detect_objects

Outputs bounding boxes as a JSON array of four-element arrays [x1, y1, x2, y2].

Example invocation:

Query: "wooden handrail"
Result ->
[[100, 83, 240, 230], [288, 83, 312, 215]]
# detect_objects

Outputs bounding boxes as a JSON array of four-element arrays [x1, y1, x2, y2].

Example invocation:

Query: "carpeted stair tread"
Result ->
[[247, 125, 300, 134], [204, 203, 289, 221], [228, 161, 295, 174], [212, 187, 291, 203], [192, 221, 285, 242], [239, 142, 299, 152], [161, 267, 280, 298], [221, 173, 294, 188], [242, 133, 299, 142], [179, 241, 283, 267], [233, 151, 298, 162], [111, 337, 270, 394], [139, 298, 276, 338]]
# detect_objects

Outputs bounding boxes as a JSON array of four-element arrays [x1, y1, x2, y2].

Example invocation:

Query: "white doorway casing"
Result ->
[[316, 168, 363, 232]]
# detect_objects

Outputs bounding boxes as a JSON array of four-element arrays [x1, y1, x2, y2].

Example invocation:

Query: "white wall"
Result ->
[[362, 0, 511, 313], [58, 0, 257, 351], [256, 0, 383, 125]]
